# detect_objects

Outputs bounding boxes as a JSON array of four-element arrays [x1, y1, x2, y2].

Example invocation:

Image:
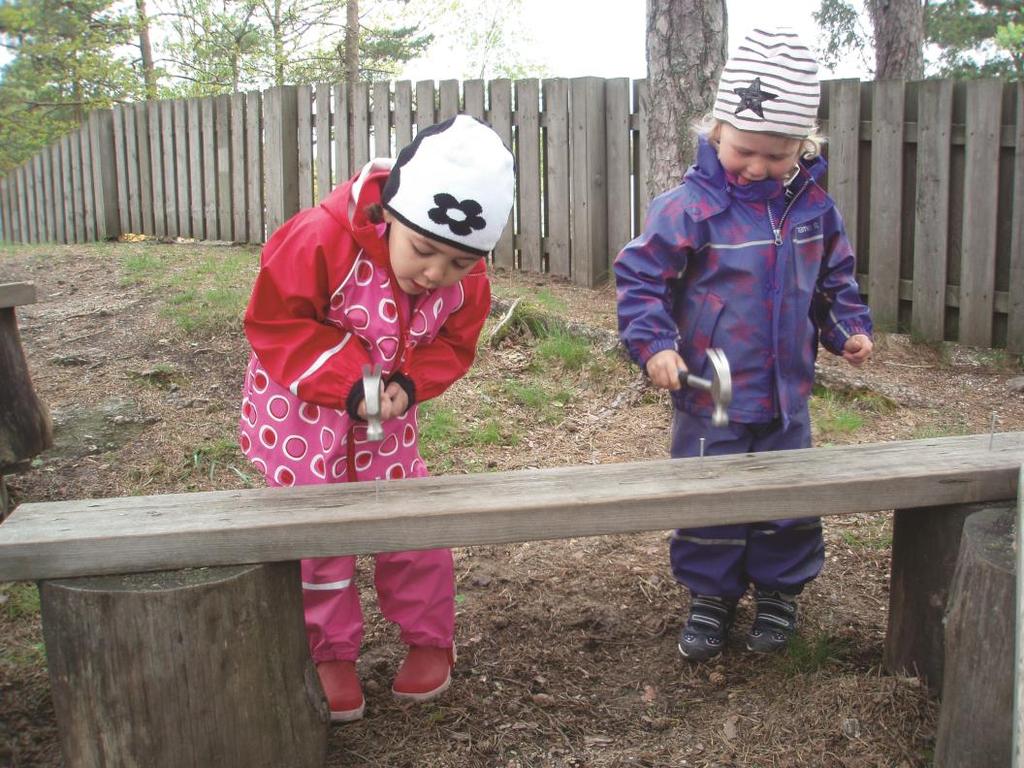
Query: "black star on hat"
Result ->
[[733, 77, 778, 119]]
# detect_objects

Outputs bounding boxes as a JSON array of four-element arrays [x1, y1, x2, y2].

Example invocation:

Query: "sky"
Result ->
[[400, 0, 871, 82]]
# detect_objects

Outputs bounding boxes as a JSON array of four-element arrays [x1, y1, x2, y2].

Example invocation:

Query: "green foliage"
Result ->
[[813, 0, 873, 74], [777, 633, 850, 675], [1, 583, 40, 620], [536, 329, 591, 372], [927, 0, 1023, 79], [814, 0, 1023, 79], [0, 0, 143, 172]]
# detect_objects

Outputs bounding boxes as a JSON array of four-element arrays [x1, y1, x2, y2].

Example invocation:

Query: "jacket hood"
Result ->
[[319, 159, 394, 264]]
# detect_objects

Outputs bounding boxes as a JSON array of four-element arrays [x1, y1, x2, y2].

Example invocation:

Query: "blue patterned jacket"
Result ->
[[615, 137, 873, 426]]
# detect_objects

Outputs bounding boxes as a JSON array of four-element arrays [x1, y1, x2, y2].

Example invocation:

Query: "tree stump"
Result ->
[[0, 288, 52, 470], [40, 562, 330, 768], [883, 502, 984, 693], [934, 506, 1015, 768]]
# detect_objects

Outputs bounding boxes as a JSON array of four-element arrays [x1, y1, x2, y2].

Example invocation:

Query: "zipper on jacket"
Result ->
[[767, 177, 811, 246]]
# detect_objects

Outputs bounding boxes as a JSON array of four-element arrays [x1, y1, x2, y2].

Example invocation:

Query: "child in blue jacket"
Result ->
[[615, 27, 873, 662]]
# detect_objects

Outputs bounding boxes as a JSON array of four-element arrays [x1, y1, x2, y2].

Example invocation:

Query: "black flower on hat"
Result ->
[[428, 193, 487, 237]]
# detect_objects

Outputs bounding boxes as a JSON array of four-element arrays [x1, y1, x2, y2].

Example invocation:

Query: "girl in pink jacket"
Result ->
[[240, 116, 514, 721]]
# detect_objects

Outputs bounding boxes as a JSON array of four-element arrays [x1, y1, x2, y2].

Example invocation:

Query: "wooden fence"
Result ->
[[0, 78, 1021, 351]]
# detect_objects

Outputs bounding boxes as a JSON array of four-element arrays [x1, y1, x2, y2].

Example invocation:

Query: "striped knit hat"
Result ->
[[713, 27, 820, 138]]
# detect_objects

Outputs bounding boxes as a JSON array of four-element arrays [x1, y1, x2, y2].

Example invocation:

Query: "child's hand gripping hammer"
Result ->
[[677, 348, 733, 427], [361, 363, 384, 442]]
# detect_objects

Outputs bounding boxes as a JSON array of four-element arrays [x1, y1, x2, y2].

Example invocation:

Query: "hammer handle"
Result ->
[[679, 370, 713, 392]]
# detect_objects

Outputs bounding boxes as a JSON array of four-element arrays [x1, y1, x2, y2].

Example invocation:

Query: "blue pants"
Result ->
[[668, 408, 824, 600]]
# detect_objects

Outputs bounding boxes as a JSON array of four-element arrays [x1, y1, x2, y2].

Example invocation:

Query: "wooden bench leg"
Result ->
[[884, 502, 994, 693], [40, 561, 329, 768], [934, 505, 1015, 767]]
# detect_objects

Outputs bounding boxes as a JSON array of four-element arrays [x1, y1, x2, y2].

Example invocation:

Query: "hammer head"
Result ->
[[705, 348, 733, 427], [361, 363, 384, 442]]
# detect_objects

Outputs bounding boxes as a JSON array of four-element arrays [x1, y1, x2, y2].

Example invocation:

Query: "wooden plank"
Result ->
[[231, 93, 247, 238], [161, 99, 178, 237], [12, 168, 23, 243], [463, 80, 485, 120], [40, 150, 55, 241], [59, 137, 75, 242], [0, 282, 37, 309], [415, 80, 435, 131], [827, 79, 861, 254], [394, 81, 413, 151], [333, 84, 351, 184], [245, 91, 264, 243], [868, 80, 904, 331], [112, 106, 130, 237], [605, 77, 632, 262], [135, 103, 154, 236], [173, 99, 191, 238], [147, 100, 164, 237], [315, 84, 332, 201], [35, 154, 47, 241], [0, 433, 1020, 582], [959, 79, 1003, 347], [515, 79, 541, 272], [351, 82, 370, 170], [24, 159, 37, 243], [1008, 83, 1024, 354], [634, 79, 649, 231], [297, 85, 314, 211], [70, 130, 87, 242], [371, 81, 390, 159], [78, 127, 96, 241], [1015, 465, 1024, 766], [49, 143, 66, 244], [0, 177, 9, 243], [488, 79, 513, 269], [123, 106, 140, 234], [439, 79, 459, 120], [544, 78, 570, 277], [262, 86, 299, 236], [570, 77, 609, 287], [911, 79, 953, 343], [92, 110, 121, 241], [216, 95, 232, 240], [202, 96, 218, 239]]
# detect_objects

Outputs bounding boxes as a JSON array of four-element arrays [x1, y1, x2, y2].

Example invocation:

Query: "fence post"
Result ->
[[569, 77, 608, 287], [263, 86, 299, 237], [90, 110, 122, 242]]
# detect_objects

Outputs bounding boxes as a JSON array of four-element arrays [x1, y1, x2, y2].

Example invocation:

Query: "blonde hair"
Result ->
[[694, 115, 824, 161]]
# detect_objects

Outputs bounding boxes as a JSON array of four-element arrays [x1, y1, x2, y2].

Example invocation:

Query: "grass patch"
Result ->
[[911, 421, 970, 439], [1, 583, 40, 621], [777, 633, 850, 675], [839, 528, 892, 550], [467, 418, 519, 447], [536, 329, 590, 371], [189, 436, 255, 485], [532, 289, 568, 313], [161, 250, 254, 335], [811, 388, 864, 438], [120, 250, 169, 286]]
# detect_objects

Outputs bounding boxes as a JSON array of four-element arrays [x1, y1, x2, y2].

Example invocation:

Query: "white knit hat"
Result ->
[[713, 27, 821, 138], [382, 115, 514, 256]]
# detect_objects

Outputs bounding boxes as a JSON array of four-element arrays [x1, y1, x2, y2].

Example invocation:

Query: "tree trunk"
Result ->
[[41, 562, 329, 768], [883, 503, 982, 693], [136, 0, 157, 99], [345, 0, 359, 171], [0, 306, 52, 470], [867, 0, 924, 79], [644, 0, 727, 201], [934, 506, 1015, 768]]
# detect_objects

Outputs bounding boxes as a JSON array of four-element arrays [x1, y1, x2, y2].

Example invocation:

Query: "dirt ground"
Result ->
[[1, 241, 1023, 768]]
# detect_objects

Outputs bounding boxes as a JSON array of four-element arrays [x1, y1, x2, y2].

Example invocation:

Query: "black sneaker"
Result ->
[[746, 590, 798, 653], [678, 595, 736, 662]]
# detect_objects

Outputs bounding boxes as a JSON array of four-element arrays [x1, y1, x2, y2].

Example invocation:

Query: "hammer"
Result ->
[[678, 348, 733, 427], [361, 363, 384, 442]]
